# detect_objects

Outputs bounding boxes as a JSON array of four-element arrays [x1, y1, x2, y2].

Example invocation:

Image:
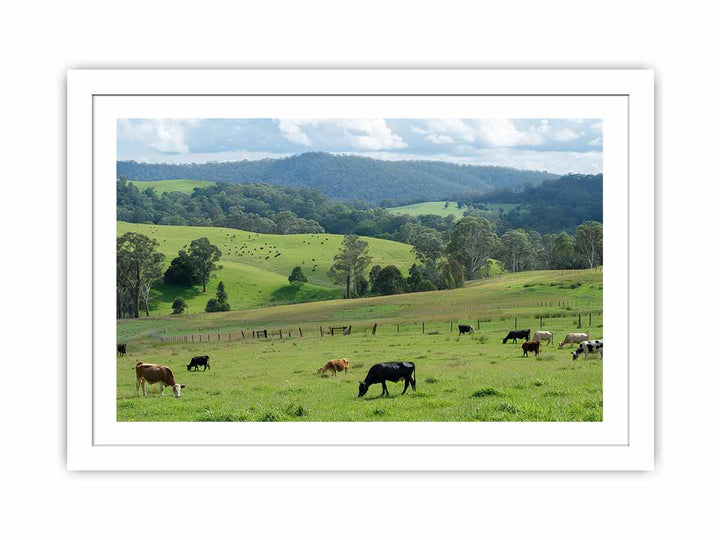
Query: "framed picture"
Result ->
[[67, 69, 654, 470]]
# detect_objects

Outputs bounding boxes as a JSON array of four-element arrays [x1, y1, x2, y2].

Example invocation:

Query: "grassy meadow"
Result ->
[[386, 201, 465, 218], [128, 179, 216, 194], [117, 268, 602, 421], [118, 222, 417, 315]]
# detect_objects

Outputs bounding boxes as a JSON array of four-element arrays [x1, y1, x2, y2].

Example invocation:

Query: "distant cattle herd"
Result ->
[[120, 326, 602, 399]]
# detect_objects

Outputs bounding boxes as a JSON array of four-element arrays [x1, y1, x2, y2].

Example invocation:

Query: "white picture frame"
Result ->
[[67, 69, 654, 471]]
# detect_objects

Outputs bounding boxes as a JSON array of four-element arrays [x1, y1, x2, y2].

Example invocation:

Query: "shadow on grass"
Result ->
[[268, 284, 342, 305], [149, 283, 205, 313]]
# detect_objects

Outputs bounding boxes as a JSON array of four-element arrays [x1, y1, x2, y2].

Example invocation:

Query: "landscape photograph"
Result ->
[[116, 118, 604, 422]]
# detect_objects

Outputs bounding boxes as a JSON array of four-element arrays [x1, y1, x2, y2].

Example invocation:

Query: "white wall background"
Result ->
[[0, 1, 716, 538]]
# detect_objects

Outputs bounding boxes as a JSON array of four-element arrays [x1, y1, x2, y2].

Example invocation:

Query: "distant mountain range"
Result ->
[[117, 152, 560, 204]]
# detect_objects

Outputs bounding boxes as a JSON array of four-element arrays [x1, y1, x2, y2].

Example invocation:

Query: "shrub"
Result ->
[[416, 279, 437, 292], [171, 297, 188, 315], [472, 388, 501, 398]]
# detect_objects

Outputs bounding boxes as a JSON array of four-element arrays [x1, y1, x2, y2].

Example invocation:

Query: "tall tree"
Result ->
[[327, 234, 372, 298], [188, 237, 222, 292], [411, 229, 445, 264], [575, 221, 603, 268], [547, 231, 575, 269], [116, 232, 164, 318], [446, 217, 500, 279], [499, 229, 531, 273], [371, 265, 406, 296]]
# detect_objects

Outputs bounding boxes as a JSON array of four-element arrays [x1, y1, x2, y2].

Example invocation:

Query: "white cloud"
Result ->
[[117, 119, 198, 154], [470, 119, 545, 147], [588, 137, 603, 147], [276, 119, 406, 150], [412, 119, 476, 144], [552, 127, 581, 142], [275, 119, 313, 146]]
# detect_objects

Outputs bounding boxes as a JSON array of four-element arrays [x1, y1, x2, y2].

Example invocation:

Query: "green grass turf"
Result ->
[[117, 268, 602, 421], [385, 201, 465, 218], [117, 314, 603, 422], [127, 179, 216, 194], [117, 222, 418, 316]]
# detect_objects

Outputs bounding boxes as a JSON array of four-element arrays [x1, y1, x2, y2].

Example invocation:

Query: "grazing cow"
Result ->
[[572, 340, 603, 360], [521, 340, 541, 357], [317, 358, 350, 376], [458, 324, 475, 335], [558, 333, 590, 348], [502, 329, 531, 344], [135, 362, 186, 398], [117, 343, 127, 356], [533, 331, 553, 345], [358, 362, 416, 398], [187, 355, 210, 371]]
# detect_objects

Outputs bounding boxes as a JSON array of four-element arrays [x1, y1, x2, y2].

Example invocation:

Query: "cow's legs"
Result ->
[[159, 384, 164, 396], [141, 379, 147, 397], [381, 381, 389, 396], [135, 378, 141, 396], [402, 378, 410, 394]]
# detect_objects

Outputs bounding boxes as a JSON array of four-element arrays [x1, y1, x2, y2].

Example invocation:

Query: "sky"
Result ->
[[117, 118, 603, 174]]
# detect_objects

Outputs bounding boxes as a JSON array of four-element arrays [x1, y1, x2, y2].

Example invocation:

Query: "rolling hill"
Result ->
[[117, 222, 418, 316], [118, 152, 559, 203]]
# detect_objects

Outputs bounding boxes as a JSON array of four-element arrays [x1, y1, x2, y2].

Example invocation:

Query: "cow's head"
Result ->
[[172, 384, 186, 397], [358, 381, 369, 398], [571, 349, 581, 361], [186, 364, 192, 371], [502, 337, 509, 344]]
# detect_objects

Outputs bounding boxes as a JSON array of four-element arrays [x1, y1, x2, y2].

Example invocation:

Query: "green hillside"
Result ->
[[128, 179, 215, 194], [118, 267, 602, 341], [386, 201, 465, 218], [117, 222, 418, 315]]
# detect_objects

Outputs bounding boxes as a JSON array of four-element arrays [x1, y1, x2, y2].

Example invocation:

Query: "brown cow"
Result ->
[[521, 340, 541, 357], [317, 358, 350, 376], [135, 362, 186, 397]]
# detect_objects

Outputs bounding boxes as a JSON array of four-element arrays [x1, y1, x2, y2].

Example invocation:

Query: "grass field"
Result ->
[[386, 201, 465, 218], [386, 201, 526, 219], [117, 268, 603, 421], [118, 222, 418, 315], [118, 267, 602, 342], [128, 179, 216, 194]]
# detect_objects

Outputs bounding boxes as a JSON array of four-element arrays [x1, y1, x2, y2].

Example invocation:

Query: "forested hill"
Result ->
[[117, 153, 559, 203]]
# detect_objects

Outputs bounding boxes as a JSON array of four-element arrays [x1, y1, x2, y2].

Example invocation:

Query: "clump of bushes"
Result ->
[[472, 388, 501, 398]]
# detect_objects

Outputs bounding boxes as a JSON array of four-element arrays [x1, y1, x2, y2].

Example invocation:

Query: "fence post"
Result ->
[[320, 326, 324, 337], [279, 329, 283, 339], [578, 313, 582, 328], [589, 313, 592, 327], [515, 317, 518, 329], [372, 323, 377, 336], [299, 327, 303, 338], [540, 317, 543, 328], [397, 324, 400, 333], [450, 321, 453, 333], [241, 330, 244, 339], [330, 327, 334, 336], [218, 334, 220, 341], [422, 322, 425, 334]]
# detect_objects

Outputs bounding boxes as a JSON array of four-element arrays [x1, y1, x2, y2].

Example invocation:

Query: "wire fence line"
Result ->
[[158, 309, 603, 344]]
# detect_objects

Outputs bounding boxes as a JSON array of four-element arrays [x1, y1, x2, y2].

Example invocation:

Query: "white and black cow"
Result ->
[[571, 339, 603, 360]]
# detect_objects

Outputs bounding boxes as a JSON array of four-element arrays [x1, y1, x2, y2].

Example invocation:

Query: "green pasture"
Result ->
[[117, 268, 603, 422], [386, 201, 465, 218], [128, 179, 216, 194], [117, 314, 603, 422], [118, 267, 602, 342], [117, 222, 418, 315]]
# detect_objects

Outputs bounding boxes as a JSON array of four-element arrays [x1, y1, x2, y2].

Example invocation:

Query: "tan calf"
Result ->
[[317, 358, 350, 376]]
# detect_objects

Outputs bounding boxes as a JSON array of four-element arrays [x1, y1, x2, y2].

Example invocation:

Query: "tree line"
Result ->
[[118, 152, 558, 203]]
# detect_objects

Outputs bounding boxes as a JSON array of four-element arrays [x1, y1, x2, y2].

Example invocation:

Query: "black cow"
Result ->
[[187, 355, 210, 371], [358, 362, 416, 398], [502, 329, 531, 344], [117, 344, 127, 356], [458, 324, 475, 335]]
